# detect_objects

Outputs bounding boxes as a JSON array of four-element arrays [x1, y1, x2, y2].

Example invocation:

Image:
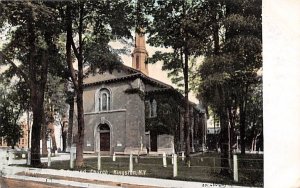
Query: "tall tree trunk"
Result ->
[[183, 51, 191, 165], [27, 110, 31, 149], [27, 13, 41, 166], [74, 2, 85, 168], [213, 114, 218, 151], [239, 86, 248, 154], [66, 4, 75, 152], [67, 96, 74, 150], [75, 88, 85, 167], [210, 6, 232, 175], [62, 122, 67, 152], [182, 1, 191, 165], [218, 86, 231, 175], [30, 92, 43, 166], [76, 6, 84, 167], [41, 117, 48, 156], [66, 3, 86, 167], [240, 102, 246, 154], [30, 50, 48, 166], [227, 104, 235, 150]]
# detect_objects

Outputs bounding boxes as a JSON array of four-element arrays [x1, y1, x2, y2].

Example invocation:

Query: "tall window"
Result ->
[[145, 101, 150, 117], [99, 88, 110, 111], [152, 99, 157, 117], [136, 55, 140, 69], [146, 99, 157, 118], [102, 92, 108, 110]]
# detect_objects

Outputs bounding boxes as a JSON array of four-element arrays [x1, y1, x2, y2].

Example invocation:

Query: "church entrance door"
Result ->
[[150, 134, 157, 151], [95, 123, 110, 152], [100, 131, 110, 151]]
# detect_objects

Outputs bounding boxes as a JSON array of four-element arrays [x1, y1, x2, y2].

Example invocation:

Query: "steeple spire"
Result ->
[[132, 31, 149, 75], [132, 0, 148, 75]]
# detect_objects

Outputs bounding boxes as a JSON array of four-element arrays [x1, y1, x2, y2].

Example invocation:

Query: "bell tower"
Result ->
[[132, 31, 149, 75]]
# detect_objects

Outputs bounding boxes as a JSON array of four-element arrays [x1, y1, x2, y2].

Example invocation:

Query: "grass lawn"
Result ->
[[45, 152, 263, 187]]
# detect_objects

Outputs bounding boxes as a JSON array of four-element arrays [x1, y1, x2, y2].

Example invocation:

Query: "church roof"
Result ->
[[83, 64, 173, 89]]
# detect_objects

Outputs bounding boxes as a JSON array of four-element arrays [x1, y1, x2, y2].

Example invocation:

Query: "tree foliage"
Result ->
[[197, 0, 262, 172], [144, 0, 210, 164], [0, 81, 25, 148], [0, 1, 63, 166], [0, 1, 136, 167]]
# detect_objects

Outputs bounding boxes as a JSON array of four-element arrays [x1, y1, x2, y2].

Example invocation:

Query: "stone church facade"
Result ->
[[72, 33, 207, 155]]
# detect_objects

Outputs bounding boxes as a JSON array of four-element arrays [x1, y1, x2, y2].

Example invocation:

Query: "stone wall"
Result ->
[[74, 79, 146, 154]]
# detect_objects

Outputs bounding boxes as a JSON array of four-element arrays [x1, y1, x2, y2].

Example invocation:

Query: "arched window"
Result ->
[[99, 88, 110, 111], [102, 92, 108, 110], [146, 99, 157, 118]]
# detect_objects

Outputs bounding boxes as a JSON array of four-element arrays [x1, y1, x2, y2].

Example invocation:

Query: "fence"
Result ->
[[0, 148, 263, 186]]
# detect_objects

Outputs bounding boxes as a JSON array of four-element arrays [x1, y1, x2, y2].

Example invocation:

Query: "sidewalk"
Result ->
[[0, 165, 261, 188], [0, 152, 261, 188]]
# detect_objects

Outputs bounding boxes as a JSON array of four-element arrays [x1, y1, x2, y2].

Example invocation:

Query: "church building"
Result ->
[[72, 32, 207, 155]]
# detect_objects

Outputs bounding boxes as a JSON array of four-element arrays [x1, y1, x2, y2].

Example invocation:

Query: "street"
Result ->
[[0, 177, 80, 188]]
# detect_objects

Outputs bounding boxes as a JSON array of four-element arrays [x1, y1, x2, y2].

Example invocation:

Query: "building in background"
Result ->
[[0, 121, 29, 149]]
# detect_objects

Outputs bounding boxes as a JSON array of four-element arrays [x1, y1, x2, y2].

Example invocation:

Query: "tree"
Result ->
[[1, 1, 135, 167], [145, 0, 208, 164], [223, 0, 262, 154], [62, 1, 135, 167], [0, 1, 62, 166], [0, 82, 24, 149], [57, 114, 68, 152], [199, 54, 235, 175], [198, 0, 262, 174], [245, 77, 262, 151], [0, 72, 31, 148], [45, 74, 67, 153], [66, 87, 75, 151], [41, 74, 69, 154]]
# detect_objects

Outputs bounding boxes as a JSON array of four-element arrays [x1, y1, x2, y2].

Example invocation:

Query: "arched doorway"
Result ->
[[95, 123, 110, 152]]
